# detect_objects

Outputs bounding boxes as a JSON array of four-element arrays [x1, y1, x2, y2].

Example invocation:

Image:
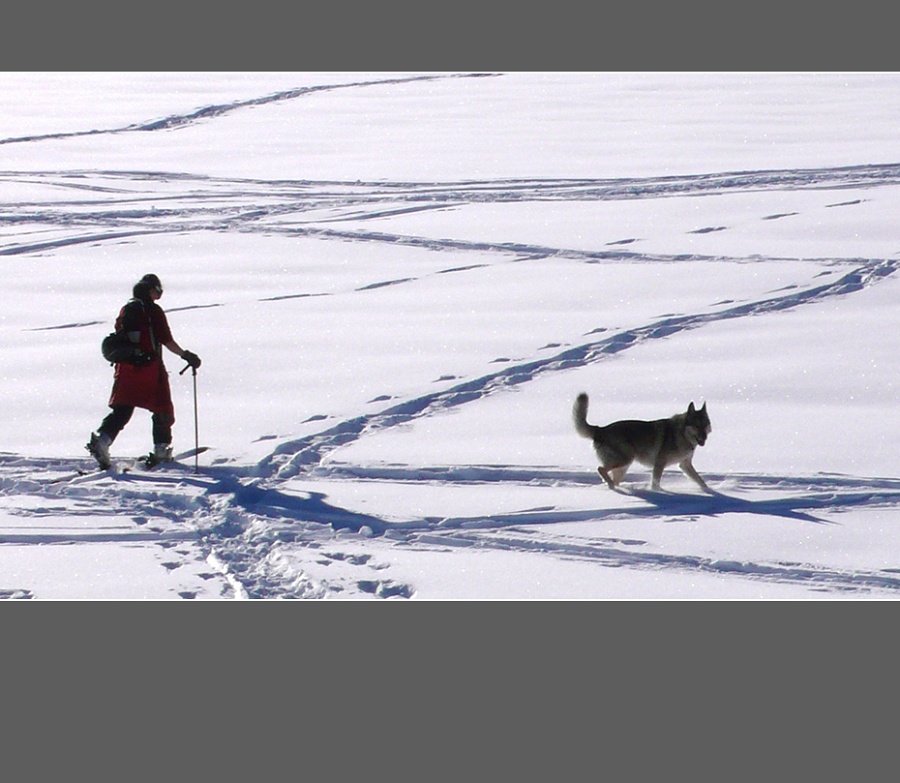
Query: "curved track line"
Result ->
[[259, 258, 897, 480], [0, 74, 497, 146]]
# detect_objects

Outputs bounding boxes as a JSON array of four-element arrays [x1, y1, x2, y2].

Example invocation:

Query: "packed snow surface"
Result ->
[[1, 72, 898, 599]]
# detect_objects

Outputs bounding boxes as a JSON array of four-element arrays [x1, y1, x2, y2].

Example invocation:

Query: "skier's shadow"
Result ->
[[210, 477, 388, 534]]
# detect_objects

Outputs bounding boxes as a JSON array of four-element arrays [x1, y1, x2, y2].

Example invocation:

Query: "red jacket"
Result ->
[[108, 298, 175, 419]]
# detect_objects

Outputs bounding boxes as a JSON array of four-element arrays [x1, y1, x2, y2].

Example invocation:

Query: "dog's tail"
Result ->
[[573, 393, 601, 440]]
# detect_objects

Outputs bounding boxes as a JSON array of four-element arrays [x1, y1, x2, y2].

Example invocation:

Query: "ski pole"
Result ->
[[180, 362, 200, 472], [191, 366, 199, 473]]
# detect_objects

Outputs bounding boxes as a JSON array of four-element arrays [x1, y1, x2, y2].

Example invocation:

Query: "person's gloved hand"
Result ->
[[183, 350, 202, 369]]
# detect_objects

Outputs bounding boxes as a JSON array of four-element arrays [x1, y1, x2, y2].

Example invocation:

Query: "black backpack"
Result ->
[[101, 297, 157, 366], [101, 331, 151, 365]]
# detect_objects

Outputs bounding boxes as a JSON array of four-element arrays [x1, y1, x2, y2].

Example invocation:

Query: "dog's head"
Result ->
[[685, 401, 711, 447]]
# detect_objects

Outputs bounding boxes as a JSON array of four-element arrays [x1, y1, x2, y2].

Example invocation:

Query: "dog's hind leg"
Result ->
[[597, 466, 617, 489], [608, 466, 629, 486], [598, 463, 629, 489], [651, 457, 667, 491]]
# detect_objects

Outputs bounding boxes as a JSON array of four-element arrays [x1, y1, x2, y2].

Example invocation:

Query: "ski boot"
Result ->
[[86, 432, 112, 470], [141, 443, 173, 468]]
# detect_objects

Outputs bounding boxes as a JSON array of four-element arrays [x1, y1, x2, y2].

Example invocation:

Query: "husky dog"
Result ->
[[573, 392, 713, 493]]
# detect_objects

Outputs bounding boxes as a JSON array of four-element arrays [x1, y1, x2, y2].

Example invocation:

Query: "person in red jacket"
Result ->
[[87, 274, 201, 468]]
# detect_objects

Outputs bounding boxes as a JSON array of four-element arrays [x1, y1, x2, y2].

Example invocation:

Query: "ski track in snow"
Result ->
[[1, 81, 899, 598], [3, 163, 900, 260], [3, 456, 900, 599], [0, 73, 497, 146]]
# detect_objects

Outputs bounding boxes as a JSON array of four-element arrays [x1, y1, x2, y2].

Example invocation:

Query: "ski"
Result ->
[[134, 446, 210, 470], [51, 447, 210, 483], [177, 445, 211, 461], [48, 465, 117, 484]]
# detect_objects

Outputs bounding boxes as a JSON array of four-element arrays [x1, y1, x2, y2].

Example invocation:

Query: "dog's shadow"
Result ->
[[618, 485, 835, 524]]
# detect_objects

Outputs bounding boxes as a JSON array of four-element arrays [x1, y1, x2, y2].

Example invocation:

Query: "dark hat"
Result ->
[[133, 273, 163, 302], [139, 273, 163, 292]]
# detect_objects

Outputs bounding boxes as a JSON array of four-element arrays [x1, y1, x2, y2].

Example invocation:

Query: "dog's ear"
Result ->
[[688, 401, 696, 414]]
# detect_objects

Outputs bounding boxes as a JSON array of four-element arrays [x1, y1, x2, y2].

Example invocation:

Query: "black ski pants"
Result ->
[[99, 405, 173, 446]]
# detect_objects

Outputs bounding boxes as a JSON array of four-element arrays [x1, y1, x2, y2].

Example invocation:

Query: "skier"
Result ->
[[87, 273, 201, 468]]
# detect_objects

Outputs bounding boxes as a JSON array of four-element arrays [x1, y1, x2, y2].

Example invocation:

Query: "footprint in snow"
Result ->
[[0, 588, 34, 599], [323, 552, 373, 566], [357, 579, 414, 599]]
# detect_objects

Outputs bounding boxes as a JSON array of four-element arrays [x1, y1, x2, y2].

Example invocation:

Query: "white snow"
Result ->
[[1, 71, 898, 599]]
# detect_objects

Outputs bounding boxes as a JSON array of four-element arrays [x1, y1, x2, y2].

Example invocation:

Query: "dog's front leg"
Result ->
[[679, 458, 713, 493]]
